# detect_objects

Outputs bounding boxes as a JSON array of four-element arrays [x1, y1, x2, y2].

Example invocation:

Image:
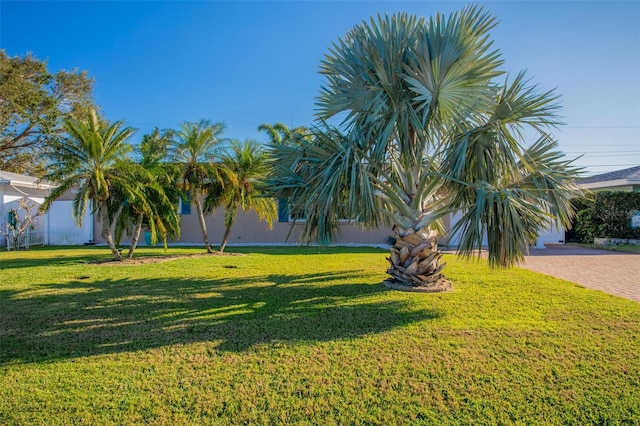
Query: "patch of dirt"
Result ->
[[87, 251, 245, 266], [382, 279, 453, 293]]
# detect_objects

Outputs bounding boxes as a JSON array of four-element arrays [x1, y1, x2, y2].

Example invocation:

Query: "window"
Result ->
[[179, 192, 191, 215], [278, 198, 306, 222], [277, 198, 289, 222]]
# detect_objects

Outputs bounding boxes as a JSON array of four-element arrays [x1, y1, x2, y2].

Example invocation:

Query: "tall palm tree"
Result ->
[[204, 139, 276, 252], [268, 7, 582, 291], [169, 119, 230, 253], [41, 109, 141, 260], [113, 128, 181, 258]]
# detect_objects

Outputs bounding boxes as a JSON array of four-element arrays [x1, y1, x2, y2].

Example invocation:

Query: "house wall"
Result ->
[[47, 200, 93, 245], [89, 194, 477, 248], [442, 210, 565, 247], [538, 222, 565, 244], [94, 205, 393, 247]]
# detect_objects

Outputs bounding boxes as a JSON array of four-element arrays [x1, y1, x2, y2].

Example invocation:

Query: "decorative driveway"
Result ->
[[522, 244, 639, 302]]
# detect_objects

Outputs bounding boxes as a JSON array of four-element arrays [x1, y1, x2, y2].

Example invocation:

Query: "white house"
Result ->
[[0, 170, 92, 248]]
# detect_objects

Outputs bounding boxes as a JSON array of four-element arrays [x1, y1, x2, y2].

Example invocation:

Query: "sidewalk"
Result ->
[[521, 244, 639, 302]]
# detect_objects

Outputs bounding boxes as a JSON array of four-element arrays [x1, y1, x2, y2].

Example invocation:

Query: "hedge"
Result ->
[[573, 191, 640, 243]]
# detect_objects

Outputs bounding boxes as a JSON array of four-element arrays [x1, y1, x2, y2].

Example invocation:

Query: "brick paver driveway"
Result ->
[[522, 244, 639, 302]]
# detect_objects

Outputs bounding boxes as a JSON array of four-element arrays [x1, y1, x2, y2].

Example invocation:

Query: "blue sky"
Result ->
[[1, 1, 638, 176]]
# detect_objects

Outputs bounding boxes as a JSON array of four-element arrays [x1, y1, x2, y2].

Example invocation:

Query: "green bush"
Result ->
[[574, 208, 596, 243], [572, 191, 640, 242]]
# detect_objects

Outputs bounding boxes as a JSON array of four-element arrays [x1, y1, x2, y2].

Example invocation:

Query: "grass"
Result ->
[[1, 246, 639, 425], [569, 243, 640, 254]]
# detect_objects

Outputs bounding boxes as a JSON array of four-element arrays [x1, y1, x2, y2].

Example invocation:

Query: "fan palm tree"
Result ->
[[268, 7, 582, 290], [204, 139, 276, 252], [113, 128, 181, 258], [40, 109, 141, 260], [169, 119, 231, 253]]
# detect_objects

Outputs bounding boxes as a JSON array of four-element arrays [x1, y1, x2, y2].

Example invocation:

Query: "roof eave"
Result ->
[[580, 178, 635, 189], [0, 180, 56, 190]]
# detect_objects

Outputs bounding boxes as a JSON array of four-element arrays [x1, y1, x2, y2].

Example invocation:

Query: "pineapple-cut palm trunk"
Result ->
[[385, 225, 452, 292]]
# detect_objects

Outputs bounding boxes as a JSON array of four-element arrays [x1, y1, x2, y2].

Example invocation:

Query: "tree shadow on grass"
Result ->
[[0, 271, 441, 365], [0, 246, 388, 270], [0, 253, 106, 270]]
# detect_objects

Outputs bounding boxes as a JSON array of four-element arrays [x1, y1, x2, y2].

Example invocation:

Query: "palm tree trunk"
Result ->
[[219, 209, 238, 253], [193, 194, 213, 253], [385, 223, 452, 292], [219, 224, 233, 253], [126, 214, 144, 259], [100, 203, 123, 261]]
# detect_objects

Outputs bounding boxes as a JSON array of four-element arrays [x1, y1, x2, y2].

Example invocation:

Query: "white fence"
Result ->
[[5, 230, 45, 250]]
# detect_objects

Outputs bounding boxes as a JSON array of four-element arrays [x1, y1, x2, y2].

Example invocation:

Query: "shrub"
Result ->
[[574, 208, 597, 243], [573, 191, 640, 242]]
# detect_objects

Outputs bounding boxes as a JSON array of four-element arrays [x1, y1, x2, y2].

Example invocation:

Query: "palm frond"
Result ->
[[268, 125, 382, 243], [517, 136, 585, 228], [204, 138, 277, 233], [452, 183, 550, 268]]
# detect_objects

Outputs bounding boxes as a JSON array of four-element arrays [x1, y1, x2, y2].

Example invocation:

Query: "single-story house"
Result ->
[[13, 167, 640, 249]]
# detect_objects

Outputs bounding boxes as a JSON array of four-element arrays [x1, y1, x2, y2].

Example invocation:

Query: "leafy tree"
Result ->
[[113, 128, 181, 258], [169, 120, 232, 253], [268, 8, 582, 290], [204, 139, 277, 252], [40, 110, 142, 260], [0, 50, 95, 176]]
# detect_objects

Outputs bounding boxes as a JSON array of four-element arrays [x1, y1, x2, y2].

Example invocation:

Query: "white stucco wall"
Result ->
[[47, 200, 93, 245]]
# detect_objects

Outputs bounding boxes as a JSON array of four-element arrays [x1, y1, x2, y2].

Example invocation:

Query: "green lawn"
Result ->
[[568, 243, 640, 254], [1, 246, 639, 425]]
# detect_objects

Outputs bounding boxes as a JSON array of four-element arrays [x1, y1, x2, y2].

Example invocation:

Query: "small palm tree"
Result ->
[[169, 119, 231, 253], [205, 139, 276, 252], [41, 110, 141, 260], [113, 128, 181, 258], [269, 8, 583, 290], [258, 123, 309, 145]]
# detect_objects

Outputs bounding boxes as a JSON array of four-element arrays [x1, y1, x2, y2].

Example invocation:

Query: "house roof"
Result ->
[[578, 165, 640, 188], [0, 170, 55, 189]]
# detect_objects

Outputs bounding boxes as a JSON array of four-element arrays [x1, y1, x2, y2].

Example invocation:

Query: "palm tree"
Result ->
[[204, 139, 276, 252], [169, 119, 230, 253], [113, 128, 181, 258], [258, 123, 309, 145], [268, 8, 582, 291], [41, 109, 141, 260]]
